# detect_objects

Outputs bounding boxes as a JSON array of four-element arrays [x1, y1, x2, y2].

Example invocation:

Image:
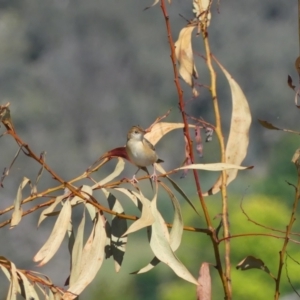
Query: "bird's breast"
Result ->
[[126, 140, 158, 167]]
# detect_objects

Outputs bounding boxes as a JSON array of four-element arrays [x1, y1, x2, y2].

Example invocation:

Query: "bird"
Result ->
[[125, 125, 163, 182]]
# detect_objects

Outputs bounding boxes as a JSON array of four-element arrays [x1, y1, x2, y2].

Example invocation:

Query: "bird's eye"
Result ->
[[134, 130, 138, 134]]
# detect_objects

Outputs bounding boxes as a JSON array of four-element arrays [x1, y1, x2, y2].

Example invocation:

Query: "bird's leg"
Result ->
[[130, 168, 140, 183], [150, 164, 158, 182]]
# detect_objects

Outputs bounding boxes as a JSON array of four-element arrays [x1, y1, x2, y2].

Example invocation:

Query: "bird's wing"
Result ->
[[143, 138, 155, 151]]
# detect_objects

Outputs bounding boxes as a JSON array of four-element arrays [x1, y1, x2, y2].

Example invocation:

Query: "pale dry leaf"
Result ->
[[149, 190, 198, 285], [67, 220, 75, 257], [175, 26, 199, 97], [159, 182, 183, 250], [145, 122, 195, 146], [0, 264, 10, 281], [103, 189, 127, 272], [132, 257, 161, 274], [85, 202, 97, 221], [204, 58, 252, 196], [121, 190, 154, 236], [156, 164, 199, 214], [193, 0, 211, 26], [17, 271, 39, 300], [176, 163, 251, 171], [197, 262, 211, 300], [69, 209, 85, 286], [113, 187, 139, 206], [10, 177, 30, 228], [66, 213, 106, 298], [6, 260, 20, 300], [92, 157, 125, 188], [34, 200, 72, 266], [70, 185, 92, 206], [38, 195, 65, 227], [135, 182, 184, 274], [35, 283, 50, 299], [144, 0, 159, 10]]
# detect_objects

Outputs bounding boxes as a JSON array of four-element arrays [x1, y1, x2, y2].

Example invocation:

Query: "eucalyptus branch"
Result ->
[[274, 155, 300, 299]]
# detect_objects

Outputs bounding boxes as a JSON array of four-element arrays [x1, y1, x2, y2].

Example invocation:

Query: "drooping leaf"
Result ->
[[121, 190, 154, 236], [66, 213, 106, 298], [10, 177, 31, 228], [175, 25, 199, 97], [197, 263, 211, 300], [103, 189, 127, 272], [258, 119, 280, 130], [69, 209, 85, 286], [204, 57, 252, 195], [159, 182, 183, 250], [148, 188, 198, 285], [155, 164, 199, 215], [34, 200, 72, 266], [92, 158, 125, 188], [17, 271, 39, 300], [6, 260, 20, 300], [134, 182, 184, 274], [38, 195, 65, 227]]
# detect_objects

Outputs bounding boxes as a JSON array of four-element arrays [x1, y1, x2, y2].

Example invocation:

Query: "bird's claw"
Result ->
[[130, 175, 139, 184], [150, 173, 158, 182]]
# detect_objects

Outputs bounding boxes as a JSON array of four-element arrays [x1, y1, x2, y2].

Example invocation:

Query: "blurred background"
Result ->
[[0, 0, 299, 299]]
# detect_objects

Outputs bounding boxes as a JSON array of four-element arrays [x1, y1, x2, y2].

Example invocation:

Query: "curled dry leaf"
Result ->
[[195, 126, 203, 157], [180, 135, 192, 178], [10, 177, 31, 228], [175, 25, 199, 97], [204, 58, 252, 196], [294, 88, 300, 109], [197, 263, 211, 300], [287, 75, 296, 90], [236, 255, 274, 279], [34, 200, 72, 266]]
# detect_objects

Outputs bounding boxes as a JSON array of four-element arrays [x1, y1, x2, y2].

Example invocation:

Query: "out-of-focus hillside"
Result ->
[[0, 0, 298, 299]]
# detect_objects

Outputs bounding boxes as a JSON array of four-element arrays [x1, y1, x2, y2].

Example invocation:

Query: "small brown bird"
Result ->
[[125, 126, 163, 182]]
